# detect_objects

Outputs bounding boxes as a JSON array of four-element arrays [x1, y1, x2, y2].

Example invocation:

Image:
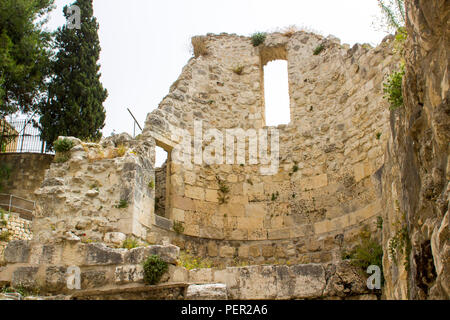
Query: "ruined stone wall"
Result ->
[[0, 153, 54, 201], [145, 31, 400, 264], [381, 0, 449, 300], [0, 213, 33, 260], [32, 134, 155, 244]]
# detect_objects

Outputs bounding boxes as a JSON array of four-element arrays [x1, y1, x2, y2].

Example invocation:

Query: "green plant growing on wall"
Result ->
[[313, 44, 325, 55], [142, 255, 168, 285], [173, 221, 184, 235], [251, 32, 267, 47], [178, 251, 213, 270], [271, 191, 279, 201], [376, 216, 383, 230], [217, 176, 230, 204], [53, 138, 75, 153], [148, 180, 155, 190], [53, 138, 75, 163], [388, 204, 412, 271], [115, 199, 129, 209], [376, 132, 382, 140], [0, 231, 11, 242], [383, 64, 405, 110], [292, 162, 299, 173], [342, 229, 384, 283], [122, 238, 140, 250], [232, 65, 245, 75]]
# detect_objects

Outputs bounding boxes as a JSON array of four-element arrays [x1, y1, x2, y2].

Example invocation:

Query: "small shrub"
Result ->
[[383, 65, 405, 110], [343, 230, 383, 282], [142, 255, 168, 285], [313, 44, 325, 55], [282, 25, 298, 37], [0, 231, 11, 242], [54, 153, 70, 163], [116, 144, 127, 157], [271, 191, 279, 201], [251, 32, 267, 47], [178, 251, 212, 270], [232, 65, 244, 75], [217, 176, 230, 204], [192, 36, 208, 58], [292, 163, 299, 173], [376, 216, 383, 230], [148, 180, 155, 190], [173, 221, 184, 235], [115, 199, 129, 209], [53, 138, 75, 153], [376, 132, 382, 140], [122, 238, 140, 250]]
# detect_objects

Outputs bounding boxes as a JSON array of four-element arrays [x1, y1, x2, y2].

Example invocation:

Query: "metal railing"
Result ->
[[0, 118, 52, 154], [0, 193, 35, 221]]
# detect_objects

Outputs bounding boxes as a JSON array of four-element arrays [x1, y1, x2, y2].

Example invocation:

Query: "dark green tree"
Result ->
[[39, 0, 107, 147], [0, 0, 54, 117]]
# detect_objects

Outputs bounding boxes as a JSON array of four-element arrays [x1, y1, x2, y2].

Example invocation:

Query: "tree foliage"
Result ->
[[0, 0, 54, 117], [39, 0, 107, 147], [377, 0, 406, 32]]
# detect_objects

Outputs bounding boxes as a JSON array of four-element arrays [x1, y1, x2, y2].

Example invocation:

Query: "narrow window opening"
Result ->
[[263, 60, 290, 126], [155, 146, 169, 218]]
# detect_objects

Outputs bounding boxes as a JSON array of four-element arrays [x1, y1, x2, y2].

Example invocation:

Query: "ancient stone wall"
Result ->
[[32, 134, 155, 243], [144, 31, 400, 264], [0, 153, 53, 201], [0, 212, 33, 260], [381, 0, 449, 300]]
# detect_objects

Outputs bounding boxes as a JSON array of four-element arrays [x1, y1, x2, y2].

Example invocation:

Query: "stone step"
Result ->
[[69, 282, 189, 300]]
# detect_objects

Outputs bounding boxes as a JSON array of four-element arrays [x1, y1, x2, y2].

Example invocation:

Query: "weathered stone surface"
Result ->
[[123, 245, 179, 265], [115, 265, 143, 284], [11, 266, 39, 289], [381, 0, 449, 300], [104, 232, 126, 245], [81, 270, 108, 289], [186, 283, 228, 300], [45, 266, 67, 292], [4, 241, 31, 263], [323, 261, 369, 297], [84, 243, 124, 266], [290, 264, 326, 298]]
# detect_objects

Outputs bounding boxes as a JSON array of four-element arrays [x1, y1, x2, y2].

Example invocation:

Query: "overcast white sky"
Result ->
[[44, 0, 388, 164]]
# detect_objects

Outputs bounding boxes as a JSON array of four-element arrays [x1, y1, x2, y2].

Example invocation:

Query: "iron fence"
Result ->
[[0, 193, 35, 221], [0, 119, 52, 154]]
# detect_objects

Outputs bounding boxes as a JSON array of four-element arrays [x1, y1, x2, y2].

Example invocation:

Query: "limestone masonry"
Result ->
[[0, 0, 448, 300]]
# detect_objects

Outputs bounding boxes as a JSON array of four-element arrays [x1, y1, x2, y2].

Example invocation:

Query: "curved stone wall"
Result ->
[[142, 31, 400, 263]]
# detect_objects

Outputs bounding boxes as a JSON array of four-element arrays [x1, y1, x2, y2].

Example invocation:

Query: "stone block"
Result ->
[[290, 264, 326, 298], [103, 232, 126, 245], [186, 283, 228, 300], [4, 240, 30, 264], [185, 186, 205, 201], [189, 268, 213, 283], [115, 265, 143, 284], [12, 266, 39, 289], [81, 270, 108, 289], [124, 245, 179, 265], [84, 243, 124, 266], [219, 246, 236, 258]]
